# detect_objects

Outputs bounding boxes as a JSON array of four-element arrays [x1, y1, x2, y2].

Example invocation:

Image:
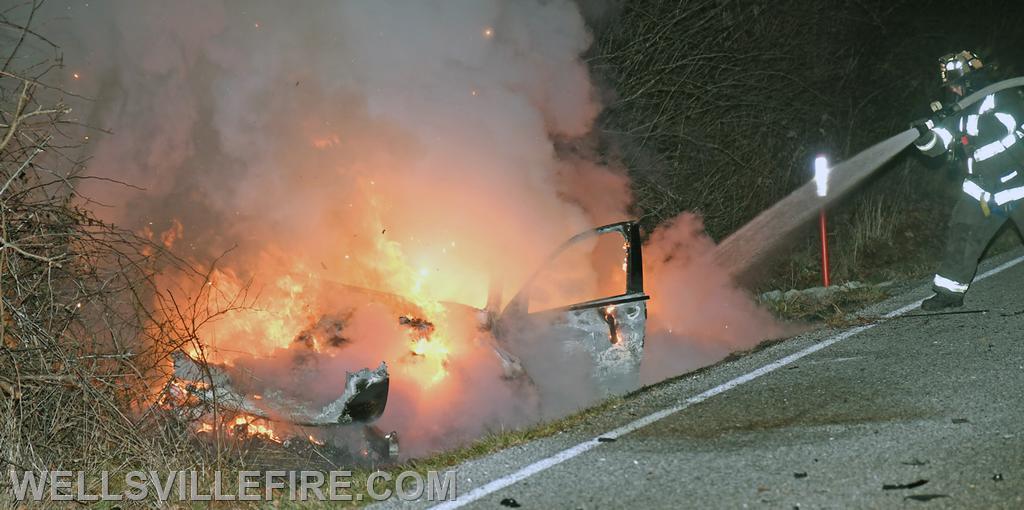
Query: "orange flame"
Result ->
[[232, 415, 282, 443]]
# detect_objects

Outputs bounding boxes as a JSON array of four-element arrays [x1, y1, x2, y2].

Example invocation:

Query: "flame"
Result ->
[[366, 195, 455, 387], [162, 381, 282, 444], [179, 186, 470, 400], [602, 305, 620, 345], [311, 134, 341, 149], [232, 415, 282, 443], [184, 414, 282, 444], [139, 220, 186, 257], [158, 180, 507, 455], [160, 219, 184, 249], [409, 336, 450, 385], [203, 269, 318, 354], [162, 379, 210, 408]]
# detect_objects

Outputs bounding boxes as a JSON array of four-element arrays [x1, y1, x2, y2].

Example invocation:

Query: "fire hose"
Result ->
[[715, 77, 1024, 283], [947, 76, 1024, 115]]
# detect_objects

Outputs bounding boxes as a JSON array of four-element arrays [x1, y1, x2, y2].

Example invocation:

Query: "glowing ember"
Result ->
[[602, 305, 619, 345]]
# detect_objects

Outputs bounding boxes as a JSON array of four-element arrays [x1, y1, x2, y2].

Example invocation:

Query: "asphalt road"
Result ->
[[381, 251, 1024, 509]]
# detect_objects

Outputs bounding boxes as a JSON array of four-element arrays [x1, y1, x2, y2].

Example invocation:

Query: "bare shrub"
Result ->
[[0, 2, 238, 483]]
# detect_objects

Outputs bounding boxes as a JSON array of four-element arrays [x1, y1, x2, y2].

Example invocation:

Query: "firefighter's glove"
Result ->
[[911, 118, 935, 137], [929, 101, 955, 120]]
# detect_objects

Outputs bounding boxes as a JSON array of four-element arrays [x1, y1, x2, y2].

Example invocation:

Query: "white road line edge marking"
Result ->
[[430, 254, 1024, 510]]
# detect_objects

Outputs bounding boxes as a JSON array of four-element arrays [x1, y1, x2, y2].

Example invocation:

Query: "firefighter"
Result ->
[[912, 50, 1024, 310]]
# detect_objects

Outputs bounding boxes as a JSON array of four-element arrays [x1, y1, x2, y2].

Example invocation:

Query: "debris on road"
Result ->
[[883, 479, 928, 490], [904, 494, 949, 502], [597, 437, 616, 443], [793, 472, 808, 479], [951, 418, 970, 424], [499, 497, 521, 507], [993, 473, 1003, 482]]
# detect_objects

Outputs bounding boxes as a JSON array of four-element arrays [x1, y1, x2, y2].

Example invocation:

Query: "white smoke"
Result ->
[[47, 0, 614, 285], [32, 0, 784, 455]]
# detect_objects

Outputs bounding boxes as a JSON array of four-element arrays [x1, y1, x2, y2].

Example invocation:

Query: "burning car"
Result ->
[[163, 220, 647, 462]]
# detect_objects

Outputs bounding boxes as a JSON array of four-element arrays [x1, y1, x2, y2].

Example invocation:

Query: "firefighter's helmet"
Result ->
[[939, 50, 984, 85]]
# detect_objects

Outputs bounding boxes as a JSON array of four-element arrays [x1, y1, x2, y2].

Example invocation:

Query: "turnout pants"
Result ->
[[934, 191, 1024, 295]]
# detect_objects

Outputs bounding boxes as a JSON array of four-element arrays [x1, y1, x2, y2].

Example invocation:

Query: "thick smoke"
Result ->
[[641, 213, 790, 384], [47, 0, 615, 285], [38, 0, 783, 455]]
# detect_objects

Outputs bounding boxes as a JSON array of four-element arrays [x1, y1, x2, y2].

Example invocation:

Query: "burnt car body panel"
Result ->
[[169, 350, 390, 426], [496, 221, 648, 397]]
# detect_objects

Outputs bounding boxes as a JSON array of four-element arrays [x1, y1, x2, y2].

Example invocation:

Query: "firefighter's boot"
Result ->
[[921, 292, 964, 311]]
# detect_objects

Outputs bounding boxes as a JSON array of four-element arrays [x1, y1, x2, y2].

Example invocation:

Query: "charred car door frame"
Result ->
[[500, 220, 647, 317], [496, 221, 649, 395]]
